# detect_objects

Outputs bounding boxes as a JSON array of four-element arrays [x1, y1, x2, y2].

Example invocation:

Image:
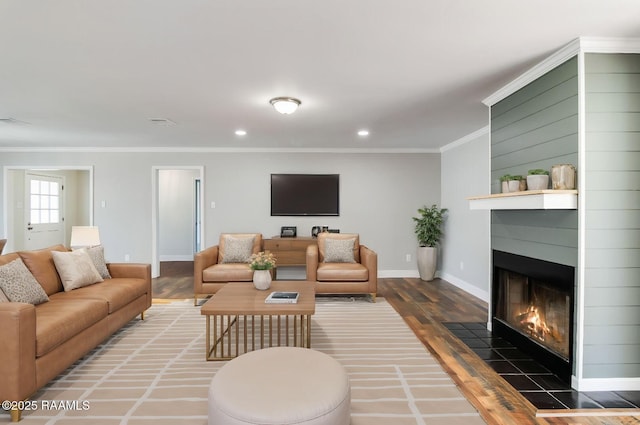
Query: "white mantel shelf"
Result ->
[[468, 190, 578, 210]]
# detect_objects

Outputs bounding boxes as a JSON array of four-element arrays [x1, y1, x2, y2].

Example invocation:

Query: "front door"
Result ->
[[24, 173, 65, 250]]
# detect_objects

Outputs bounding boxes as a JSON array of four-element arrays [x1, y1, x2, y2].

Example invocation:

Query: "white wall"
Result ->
[[158, 169, 200, 261], [440, 129, 491, 302], [1, 151, 440, 276]]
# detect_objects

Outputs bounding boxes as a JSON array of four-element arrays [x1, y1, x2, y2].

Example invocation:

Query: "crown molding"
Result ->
[[579, 36, 640, 53], [440, 126, 490, 153], [483, 36, 640, 107], [482, 38, 581, 107], [0, 146, 441, 154]]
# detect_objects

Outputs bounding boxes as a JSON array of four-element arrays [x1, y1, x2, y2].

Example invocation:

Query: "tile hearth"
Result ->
[[444, 322, 640, 410]]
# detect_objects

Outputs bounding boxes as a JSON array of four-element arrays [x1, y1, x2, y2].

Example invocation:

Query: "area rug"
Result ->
[[6, 298, 486, 425]]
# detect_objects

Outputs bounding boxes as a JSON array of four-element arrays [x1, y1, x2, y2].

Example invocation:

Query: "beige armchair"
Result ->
[[193, 233, 263, 305], [306, 233, 377, 301]]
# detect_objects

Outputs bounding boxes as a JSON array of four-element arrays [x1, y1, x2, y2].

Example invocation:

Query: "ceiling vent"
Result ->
[[148, 118, 176, 126], [0, 118, 29, 125]]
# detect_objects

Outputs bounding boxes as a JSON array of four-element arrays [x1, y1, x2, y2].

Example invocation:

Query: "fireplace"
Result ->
[[492, 251, 575, 382]]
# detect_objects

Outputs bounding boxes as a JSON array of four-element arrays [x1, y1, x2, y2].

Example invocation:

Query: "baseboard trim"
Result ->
[[571, 376, 640, 391], [377, 270, 490, 305], [378, 270, 420, 278], [439, 272, 490, 303]]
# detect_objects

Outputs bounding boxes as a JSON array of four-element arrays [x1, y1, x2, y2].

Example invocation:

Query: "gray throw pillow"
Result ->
[[0, 287, 10, 303], [324, 238, 356, 263], [84, 245, 111, 279], [0, 258, 49, 305], [221, 236, 255, 263]]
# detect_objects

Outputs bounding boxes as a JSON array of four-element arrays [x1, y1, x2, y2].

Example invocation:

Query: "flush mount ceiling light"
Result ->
[[269, 97, 301, 115], [357, 129, 370, 136]]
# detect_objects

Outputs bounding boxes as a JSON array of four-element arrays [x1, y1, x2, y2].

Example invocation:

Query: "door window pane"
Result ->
[[29, 178, 60, 224]]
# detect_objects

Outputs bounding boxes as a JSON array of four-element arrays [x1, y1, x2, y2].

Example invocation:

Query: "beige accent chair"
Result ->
[[306, 233, 377, 301], [193, 233, 263, 305]]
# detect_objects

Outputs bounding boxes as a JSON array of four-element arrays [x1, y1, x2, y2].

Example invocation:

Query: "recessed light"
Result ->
[[235, 129, 247, 136], [357, 129, 369, 136]]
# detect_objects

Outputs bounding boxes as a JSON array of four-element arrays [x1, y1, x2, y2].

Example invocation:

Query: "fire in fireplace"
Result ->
[[493, 251, 575, 382]]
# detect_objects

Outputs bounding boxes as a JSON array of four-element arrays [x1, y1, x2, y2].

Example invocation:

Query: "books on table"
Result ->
[[265, 291, 299, 304]]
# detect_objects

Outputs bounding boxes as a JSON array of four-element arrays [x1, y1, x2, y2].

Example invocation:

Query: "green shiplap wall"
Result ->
[[491, 57, 579, 267], [583, 53, 640, 379]]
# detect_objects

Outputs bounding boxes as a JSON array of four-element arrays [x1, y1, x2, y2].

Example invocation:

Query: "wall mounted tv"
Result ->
[[271, 174, 340, 216]]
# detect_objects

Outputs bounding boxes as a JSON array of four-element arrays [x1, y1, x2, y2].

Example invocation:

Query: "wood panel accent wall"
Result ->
[[490, 57, 579, 266], [583, 53, 640, 379]]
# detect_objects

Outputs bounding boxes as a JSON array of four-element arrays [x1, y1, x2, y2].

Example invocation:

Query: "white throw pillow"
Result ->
[[323, 238, 356, 263], [221, 236, 255, 263], [52, 249, 104, 291], [0, 258, 49, 305]]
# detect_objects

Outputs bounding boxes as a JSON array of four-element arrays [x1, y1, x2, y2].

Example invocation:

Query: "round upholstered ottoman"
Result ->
[[208, 347, 350, 425]]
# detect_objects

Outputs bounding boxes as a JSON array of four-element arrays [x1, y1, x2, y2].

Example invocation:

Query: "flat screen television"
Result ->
[[271, 174, 339, 216]]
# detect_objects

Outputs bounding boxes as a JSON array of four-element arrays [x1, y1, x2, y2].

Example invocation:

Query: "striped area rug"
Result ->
[[7, 298, 486, 425]]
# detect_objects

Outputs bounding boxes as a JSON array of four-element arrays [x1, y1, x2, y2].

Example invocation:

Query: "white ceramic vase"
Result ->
[[416, 246, 437, 281], [253, 270, 272, 290]]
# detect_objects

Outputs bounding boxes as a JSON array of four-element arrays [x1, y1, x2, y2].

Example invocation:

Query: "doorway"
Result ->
[[24, 172, 64, 250], [3, 167, 93, 253], [151, 166, 204, 278]]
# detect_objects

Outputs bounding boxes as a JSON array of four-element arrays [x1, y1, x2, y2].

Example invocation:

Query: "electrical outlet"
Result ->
[[125, 254, 130, 262], [405, 254, 412, 262], [460, 261, 464, 270]]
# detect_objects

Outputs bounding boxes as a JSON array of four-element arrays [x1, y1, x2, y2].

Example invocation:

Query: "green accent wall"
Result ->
[[583, 53, 640, 378], [491, 57, 579, 267]]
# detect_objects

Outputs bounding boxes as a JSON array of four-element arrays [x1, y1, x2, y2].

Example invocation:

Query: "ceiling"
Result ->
[[1, 1, 639, 151]]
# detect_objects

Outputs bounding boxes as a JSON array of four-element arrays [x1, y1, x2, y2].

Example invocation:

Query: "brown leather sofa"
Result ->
[[0, 245, 151, 422], [306, 233, 377, 300], [193, 233, 263, 305]]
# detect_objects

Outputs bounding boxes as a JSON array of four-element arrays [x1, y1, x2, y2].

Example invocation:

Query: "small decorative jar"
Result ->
[[551, 164, 576, 190]]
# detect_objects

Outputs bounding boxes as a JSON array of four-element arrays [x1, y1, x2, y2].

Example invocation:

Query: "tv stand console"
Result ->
[[264, 237, 317, 277]]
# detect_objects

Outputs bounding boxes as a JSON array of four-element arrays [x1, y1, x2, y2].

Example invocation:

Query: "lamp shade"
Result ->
[[269, 97, 301, 114], [70, 226, 101, 249]]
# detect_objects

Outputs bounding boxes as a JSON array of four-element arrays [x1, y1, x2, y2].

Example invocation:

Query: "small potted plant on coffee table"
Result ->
[[249, 251, 276, 290]]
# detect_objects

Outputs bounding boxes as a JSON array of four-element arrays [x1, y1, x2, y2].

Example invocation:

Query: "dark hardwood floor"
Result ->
[[153, 262, 640, 425]]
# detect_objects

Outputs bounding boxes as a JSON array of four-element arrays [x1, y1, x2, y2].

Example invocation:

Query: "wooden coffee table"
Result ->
[[200, 281, 315, 361]]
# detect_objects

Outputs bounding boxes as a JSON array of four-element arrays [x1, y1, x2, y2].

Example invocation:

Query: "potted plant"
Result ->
[[500, 174, 512, 193], [527, 169, 550, 190], [249, 251, 276, 290], [412, 204, 447, 281], [510, 175, 526, 192]]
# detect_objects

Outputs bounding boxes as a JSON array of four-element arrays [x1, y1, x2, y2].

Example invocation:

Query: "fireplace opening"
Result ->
[[492, 251, 575, 383]]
